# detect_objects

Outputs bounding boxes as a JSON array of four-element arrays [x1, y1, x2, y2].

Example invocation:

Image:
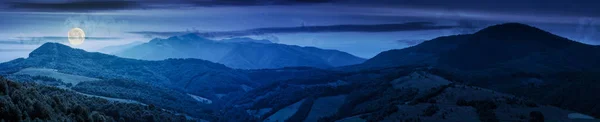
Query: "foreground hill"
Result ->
[[0, 43, 256, 120], [226, 67, 592, 122], [0, 43, 254, 96], [0, 77, 189, 122], [114, 34, 365, 69], [354, 23, 600, 118]]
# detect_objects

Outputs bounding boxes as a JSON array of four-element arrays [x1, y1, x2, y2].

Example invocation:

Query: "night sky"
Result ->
[[0, 0, 598, 62]]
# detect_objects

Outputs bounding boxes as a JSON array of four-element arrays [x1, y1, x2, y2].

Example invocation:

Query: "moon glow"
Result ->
[[68, 28, 85, 45]]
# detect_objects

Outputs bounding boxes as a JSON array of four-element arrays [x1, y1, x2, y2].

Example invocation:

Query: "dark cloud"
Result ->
[[2, 0, 597, 18], [345, 0, 600, 17], [130, 22, 461, 38], [0, 41, 32, 45], [246, 22, 456, 33], [23, 36, 121, 40], [1, 0, 332, 12], [5, 1, 142, 12]]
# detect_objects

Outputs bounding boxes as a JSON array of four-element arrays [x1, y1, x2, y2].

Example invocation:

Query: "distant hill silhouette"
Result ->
[[114, 34, 365, 69], [363, 23, 600, 73], [97, 41, 144, 54], [358, 23, 600, 118]]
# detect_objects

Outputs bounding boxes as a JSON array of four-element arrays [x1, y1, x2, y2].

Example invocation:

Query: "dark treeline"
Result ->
[[226, 67, 423, 121], [72, 79, 219, 120], [0, 77, 191, 122], [428, 68, 600, 118]]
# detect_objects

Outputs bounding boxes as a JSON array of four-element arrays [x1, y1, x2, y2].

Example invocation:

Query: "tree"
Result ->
[[529, 111, 544, 122]]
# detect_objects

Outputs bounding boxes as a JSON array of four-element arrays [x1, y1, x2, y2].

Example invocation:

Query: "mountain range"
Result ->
[[111, 34, 366, 69], [1, 23, 599, 121], [225, 23, 600, 121]]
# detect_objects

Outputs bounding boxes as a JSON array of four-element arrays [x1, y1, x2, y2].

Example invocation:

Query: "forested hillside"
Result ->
[[354, 23, 600, 119], [0, 77, 190, 122], [0, 42, 255, 101], [226, 67, 584, 122], [72, 79, 218, 120]]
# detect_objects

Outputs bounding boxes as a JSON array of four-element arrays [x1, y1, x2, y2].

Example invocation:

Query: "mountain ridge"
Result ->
[[2, 23, 600, 121], [0, 42, 258, 120], [98, 41, 144, 54], [1, 42, 254, 97], [361, 23, 600, 72], [114, 34, 366, 69]]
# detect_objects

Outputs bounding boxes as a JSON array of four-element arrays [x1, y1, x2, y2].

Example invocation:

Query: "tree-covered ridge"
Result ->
[[72, 79, 219, 121], [0, 42, 255, 99], [227, 66, 587, 122], [0, 77, 190, 122]]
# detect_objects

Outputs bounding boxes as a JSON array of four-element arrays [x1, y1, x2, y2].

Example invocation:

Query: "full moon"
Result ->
[[68, 28, 85, 45]]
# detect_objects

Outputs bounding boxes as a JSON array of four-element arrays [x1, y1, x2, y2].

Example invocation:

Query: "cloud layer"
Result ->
[[0, 36, 122, 45], [0, 49, 31, 52], [1, 0, 598, 18], [1, 0, 330, 12], [5, 1, 142, 12], [131, 22, 461, 38]]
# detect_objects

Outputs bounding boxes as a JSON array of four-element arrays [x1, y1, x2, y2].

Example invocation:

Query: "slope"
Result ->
[[362, 23, 600, 73], [0, 77, 190, 121], [356, 23, 600, 118], [225, 67, 593, 122], [0, 43, 257, 120], [0, 43, 255, 97]]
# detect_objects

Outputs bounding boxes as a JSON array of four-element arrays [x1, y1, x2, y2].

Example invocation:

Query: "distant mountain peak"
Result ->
[[475, 23, 538, 33], [465, 22, 583, 52], [29, 42, 115, 61], [220, 37, 273, 44], [29, 43, 79, 58], [170, 33, 207, 41], [472, 23, 563, 41], [37, 42, 69, 49]]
